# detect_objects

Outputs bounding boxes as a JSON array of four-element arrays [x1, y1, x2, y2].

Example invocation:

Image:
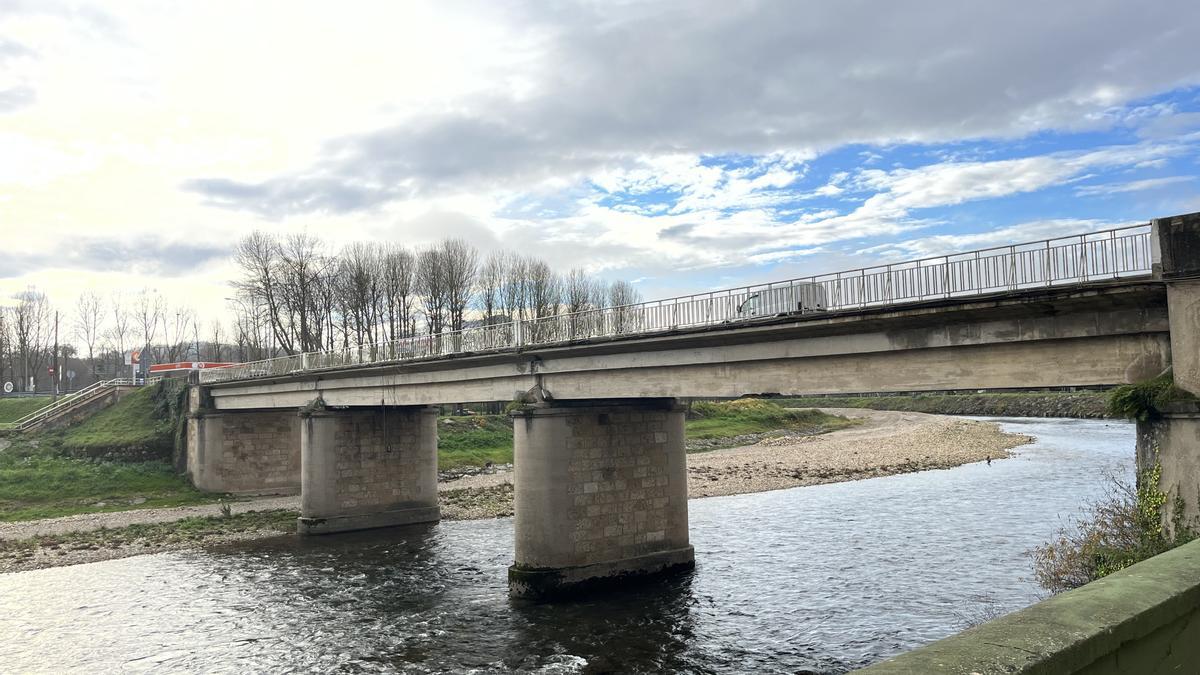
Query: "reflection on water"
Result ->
[[0, 418, 1134, 673]]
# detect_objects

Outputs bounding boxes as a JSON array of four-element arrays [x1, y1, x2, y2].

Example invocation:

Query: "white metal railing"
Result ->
[[1, 377, 152, 431], [200, 224, 1155, 385]]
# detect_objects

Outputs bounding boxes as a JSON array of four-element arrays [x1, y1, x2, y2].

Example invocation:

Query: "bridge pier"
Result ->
[[297, 405, 440, 535], [1140, 212, 1200, 534], [508, 398, 694, 599], [187, 409, 301, 495]]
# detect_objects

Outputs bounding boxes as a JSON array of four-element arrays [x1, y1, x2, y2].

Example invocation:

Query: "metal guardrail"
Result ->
[[201, 224, 1155, 385], [1, 377, 152, 432]]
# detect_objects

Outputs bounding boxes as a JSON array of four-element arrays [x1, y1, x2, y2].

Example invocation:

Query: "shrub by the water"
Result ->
[[1031, 465, 1195, 594]]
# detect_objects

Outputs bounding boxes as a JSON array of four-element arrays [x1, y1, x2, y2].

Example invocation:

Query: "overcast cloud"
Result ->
[[2, 0, 1200, 327]]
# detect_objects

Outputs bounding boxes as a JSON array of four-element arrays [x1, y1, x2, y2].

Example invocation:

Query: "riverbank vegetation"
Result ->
[[685, 399, 856, 448], [1031, 465, 1196, 594], [437, 415, 515, 471], [0, 381, 212, 522], [768, 391, 1112, 419], [1106, 372, 1195, 421]]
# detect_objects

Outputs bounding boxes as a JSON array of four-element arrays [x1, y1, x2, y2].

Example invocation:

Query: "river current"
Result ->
[[0, 418, 1134, 673]]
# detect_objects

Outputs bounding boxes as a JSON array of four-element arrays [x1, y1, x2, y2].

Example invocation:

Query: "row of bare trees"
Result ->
[[231, 232, 643, 357], [0, 287, 230, 392], [0, 235, 644, 391]]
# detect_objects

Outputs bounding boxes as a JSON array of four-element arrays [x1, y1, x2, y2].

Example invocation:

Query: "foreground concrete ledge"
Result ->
[[856, 538, 1200, 674], [508, 546, 695, 600], [297, 505, 441, 535]]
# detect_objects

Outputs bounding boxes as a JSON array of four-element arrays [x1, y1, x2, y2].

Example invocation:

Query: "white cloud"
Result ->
[[1074, 175, 1196, 197]]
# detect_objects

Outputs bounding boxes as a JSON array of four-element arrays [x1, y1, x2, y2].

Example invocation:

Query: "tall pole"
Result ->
[[52, 310, 59, 400]]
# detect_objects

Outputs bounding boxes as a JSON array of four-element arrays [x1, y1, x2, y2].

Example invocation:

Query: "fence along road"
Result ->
[[201, 223, 1154, 385]]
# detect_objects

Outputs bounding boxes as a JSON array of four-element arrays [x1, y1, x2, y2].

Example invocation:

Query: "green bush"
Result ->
[[1107, 373, 1195, 421]]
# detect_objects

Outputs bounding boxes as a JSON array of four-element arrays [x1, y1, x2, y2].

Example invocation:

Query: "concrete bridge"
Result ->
[[186, 211, 1200, 598]]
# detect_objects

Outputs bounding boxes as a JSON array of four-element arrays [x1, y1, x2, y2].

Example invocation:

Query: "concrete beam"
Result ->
[[206, 283, 1170, 410]]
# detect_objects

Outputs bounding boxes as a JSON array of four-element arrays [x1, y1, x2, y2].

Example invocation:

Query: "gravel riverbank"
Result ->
[[1, 409, 1029, 572]]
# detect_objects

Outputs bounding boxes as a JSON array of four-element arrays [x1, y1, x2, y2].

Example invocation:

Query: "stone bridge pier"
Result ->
[[187, 406, 301, 495], [297, 404, 440, 535], [508, 398, 694, 598]]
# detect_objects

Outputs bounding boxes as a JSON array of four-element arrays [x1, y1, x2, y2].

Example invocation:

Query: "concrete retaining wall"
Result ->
[[857, 538, 1200, 674]]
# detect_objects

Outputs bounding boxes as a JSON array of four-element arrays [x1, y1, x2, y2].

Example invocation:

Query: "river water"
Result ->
[[0, 418, 1134, 674]]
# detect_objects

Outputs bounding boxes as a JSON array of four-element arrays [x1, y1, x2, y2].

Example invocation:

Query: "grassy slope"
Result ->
[[0, 384, 216, 522], [58, 386, 174, 454], [686, 399, 857, 443], [437, 415, 514, 471], [0, 397, 52, 424]]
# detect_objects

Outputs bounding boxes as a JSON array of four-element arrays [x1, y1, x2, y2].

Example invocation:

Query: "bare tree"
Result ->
[[499, 252, 527, 323], [208, 319, 225, 361], [12, 288, 51, 391], [609, 279, 642, 333], [381, 244, 417, 340], [73, 291, 104, 378], [162, 307, 195, 361], [528, 260, 561, 319], [416, 246, 447, 334], [134, 289, 165, 364], [339, 242, 380, 345], [107, 292, 132, 369], [278, 232, 328, 353], [478, 252, 506, 324], [441, 238, 478, 332], [234, 231, 293, 354], [0, 308, 12, 386]]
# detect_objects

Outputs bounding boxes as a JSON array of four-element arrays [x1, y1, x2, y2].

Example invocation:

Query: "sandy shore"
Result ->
[[1, 409, 1029, 572]]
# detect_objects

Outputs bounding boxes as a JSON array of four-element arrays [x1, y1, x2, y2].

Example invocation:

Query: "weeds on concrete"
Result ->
[[1107, 372, 1195, 421]]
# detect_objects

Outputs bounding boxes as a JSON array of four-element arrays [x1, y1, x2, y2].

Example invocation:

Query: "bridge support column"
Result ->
[[1142, 212, 1200, 534], [508, 399, 694, 599], [186, 409, 301, 495], [298, 405, 440, 535]]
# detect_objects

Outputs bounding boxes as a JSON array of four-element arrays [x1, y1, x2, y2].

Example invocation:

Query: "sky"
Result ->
[[2, 0, 1200, 333]]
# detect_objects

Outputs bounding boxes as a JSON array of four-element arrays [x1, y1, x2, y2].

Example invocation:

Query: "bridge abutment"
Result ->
[[187, 409, 301, 495], [508, 399, 694, 599], [1140, 212, 1200, 534], [298, 405, 440, 535]]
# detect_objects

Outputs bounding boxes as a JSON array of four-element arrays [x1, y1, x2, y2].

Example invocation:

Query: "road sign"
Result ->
[[67, 369, 76, 380], [2, 381, 12, 394], [48, 366, 55, 375]]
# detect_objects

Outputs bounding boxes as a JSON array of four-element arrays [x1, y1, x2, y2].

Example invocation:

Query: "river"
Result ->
[[0, 417, 1134, 673]]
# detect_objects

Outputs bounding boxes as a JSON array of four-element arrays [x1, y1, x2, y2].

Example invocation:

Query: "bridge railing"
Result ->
[[200, 223, 1153, 384]]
